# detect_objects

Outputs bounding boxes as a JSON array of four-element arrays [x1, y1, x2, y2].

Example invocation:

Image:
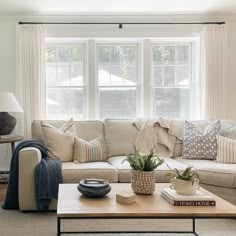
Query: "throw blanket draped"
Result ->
[[3, 140, 62, 210], [133, 117, 184, 157]]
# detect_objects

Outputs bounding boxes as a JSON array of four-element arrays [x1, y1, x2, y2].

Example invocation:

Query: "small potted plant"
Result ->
[[123, 149, 164, 195], [166, 166, 199, 195]]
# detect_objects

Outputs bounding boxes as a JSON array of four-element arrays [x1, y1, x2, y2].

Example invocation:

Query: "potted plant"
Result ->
[[166, 166, 199, 195], [123, 149, 164, 195]]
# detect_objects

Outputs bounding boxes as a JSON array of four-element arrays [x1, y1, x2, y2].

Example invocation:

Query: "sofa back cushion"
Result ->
[[32, 120, 104, 143], [104, 119, 138, 158]]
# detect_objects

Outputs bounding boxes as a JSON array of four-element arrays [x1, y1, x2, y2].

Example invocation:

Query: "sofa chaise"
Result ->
[[18, 119, 236, 211]]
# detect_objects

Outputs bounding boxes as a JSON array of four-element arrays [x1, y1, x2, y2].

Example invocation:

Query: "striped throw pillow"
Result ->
[[216, 135, 236, 163], [73, 136, 106, 163]]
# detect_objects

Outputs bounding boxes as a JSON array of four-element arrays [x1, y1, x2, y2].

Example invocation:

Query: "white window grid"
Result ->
[[151, 42, 192, 88], [44, 38, 198, 120], [95, 43, 141, 119], [150, 41, 194, 117], [45, 43, 88, 119]]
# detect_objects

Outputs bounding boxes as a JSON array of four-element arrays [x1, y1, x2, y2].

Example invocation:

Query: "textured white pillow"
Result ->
[[73, 136, 106, 163], [41, 119, 76, 162], [216, 135, 236, 164]]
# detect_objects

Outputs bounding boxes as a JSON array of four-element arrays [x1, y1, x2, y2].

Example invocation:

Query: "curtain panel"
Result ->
[[200, 24, 227, 120], [16, 24, 46, 139]]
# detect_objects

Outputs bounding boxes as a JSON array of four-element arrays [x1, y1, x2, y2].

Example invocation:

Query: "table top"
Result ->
[[0, 135, 24, 143], [57, 183, 236, 218]]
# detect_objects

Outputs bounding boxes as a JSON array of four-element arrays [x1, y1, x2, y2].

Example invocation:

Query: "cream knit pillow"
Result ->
[[41, 119, 76, 162], [73, 136, 106, 163]]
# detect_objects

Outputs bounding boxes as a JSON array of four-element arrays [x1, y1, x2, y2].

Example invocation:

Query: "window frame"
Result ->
[[150, 39, 197, 119], [95, 42, 142, 119], [44, 38, 199, 120], [45, 41, 88, 120]]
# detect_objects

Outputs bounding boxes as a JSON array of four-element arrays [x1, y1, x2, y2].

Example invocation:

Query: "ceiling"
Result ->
[[1, 0, 236, 15]]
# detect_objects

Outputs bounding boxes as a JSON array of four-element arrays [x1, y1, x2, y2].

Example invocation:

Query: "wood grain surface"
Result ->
[[57, 183, 236, 218]]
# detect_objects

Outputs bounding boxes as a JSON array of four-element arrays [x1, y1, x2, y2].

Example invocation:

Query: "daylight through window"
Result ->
[[45, 39, 198, 120]]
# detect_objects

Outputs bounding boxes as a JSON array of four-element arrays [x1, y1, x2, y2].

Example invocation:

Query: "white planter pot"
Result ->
[[170, 178, 200, 195]]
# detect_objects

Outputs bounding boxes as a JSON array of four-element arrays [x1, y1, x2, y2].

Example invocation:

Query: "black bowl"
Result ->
[[77, 179, 111, 198]]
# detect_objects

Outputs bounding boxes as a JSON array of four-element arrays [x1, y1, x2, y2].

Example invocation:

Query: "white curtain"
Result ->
[[16, 24, 46, 139], [200, 24, 227, 120]]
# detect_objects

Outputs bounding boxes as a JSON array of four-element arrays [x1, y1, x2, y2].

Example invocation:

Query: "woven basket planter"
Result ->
[[131, 170, 155, 195]]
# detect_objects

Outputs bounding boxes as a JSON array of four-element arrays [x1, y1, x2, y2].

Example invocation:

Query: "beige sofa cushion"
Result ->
[[108, 156, 188, 183], [41, 121, 75, 162], [32, 120, 104, 142], [62, 162, 118, 183], [104, 119, 138, 158], [74, 136, 106, 163], [176, 157, 236, 188]]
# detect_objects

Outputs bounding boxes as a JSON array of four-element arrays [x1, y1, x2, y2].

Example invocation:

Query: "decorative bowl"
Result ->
[[77, 179, 111, 198]]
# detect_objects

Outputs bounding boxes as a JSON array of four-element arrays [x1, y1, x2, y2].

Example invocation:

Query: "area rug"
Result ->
[[0, 207, 236, 236]]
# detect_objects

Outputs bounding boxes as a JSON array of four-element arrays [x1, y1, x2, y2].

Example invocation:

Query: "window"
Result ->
[[45, 39, 198, 120], [45, 45, 85, 120], [97, 45, 138, 119], [151, 43, 193, 119]]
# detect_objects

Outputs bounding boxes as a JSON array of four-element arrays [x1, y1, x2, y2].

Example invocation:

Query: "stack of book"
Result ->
[[161, 188, 216, 206]]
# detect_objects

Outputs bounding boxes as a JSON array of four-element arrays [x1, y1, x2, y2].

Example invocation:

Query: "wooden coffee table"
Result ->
[[57, 183, 236, 236]]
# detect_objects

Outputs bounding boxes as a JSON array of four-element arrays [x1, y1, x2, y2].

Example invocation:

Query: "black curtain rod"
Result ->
[[18, 21, 225, 28]]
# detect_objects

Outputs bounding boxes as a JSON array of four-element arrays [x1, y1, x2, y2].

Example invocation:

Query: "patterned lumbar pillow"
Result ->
[[41, 118, 76, 162], [182, 120, 221, 160], [73, 136, 106, 163], [216, 135, 236, 163]]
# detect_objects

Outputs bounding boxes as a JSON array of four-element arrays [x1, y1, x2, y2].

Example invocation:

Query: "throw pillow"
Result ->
[[216, 135, 236, 163], [220, 126, 236, 139], [41, 119, 76, 162], [182, 120, 221, 160], [59, 118, 77, 136], [73, 136, 106, 163]]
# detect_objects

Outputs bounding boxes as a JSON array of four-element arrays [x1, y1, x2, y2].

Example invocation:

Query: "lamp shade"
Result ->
[[0, 92, 23, 112]]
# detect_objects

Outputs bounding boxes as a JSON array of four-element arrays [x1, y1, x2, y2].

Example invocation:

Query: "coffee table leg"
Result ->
[[57, 217, 60, 236], [192, 218, 199, 236]]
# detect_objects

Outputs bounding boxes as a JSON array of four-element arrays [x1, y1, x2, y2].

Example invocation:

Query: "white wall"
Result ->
[[0, 16, 16, 170], [0, 16, 16, 92], [0, 14, 236, 170]]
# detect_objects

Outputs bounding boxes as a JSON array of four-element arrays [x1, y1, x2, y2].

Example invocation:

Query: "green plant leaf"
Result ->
[[166, 165, 197, 182], [125, 149, 164, 171]]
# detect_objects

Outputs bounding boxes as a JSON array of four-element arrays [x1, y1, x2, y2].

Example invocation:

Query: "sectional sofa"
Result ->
[[18, 119, 236, 211]]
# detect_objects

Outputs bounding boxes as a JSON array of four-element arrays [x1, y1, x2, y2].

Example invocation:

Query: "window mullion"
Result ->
[[88, 39, 96, 119], [143, 39, 151, 117]]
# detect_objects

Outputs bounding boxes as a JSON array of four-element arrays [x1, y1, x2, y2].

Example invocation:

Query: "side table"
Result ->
[[0, 135, 24, 183]]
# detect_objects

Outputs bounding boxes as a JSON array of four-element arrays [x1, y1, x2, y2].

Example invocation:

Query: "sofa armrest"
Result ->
[[18, 147, 42, 211]]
